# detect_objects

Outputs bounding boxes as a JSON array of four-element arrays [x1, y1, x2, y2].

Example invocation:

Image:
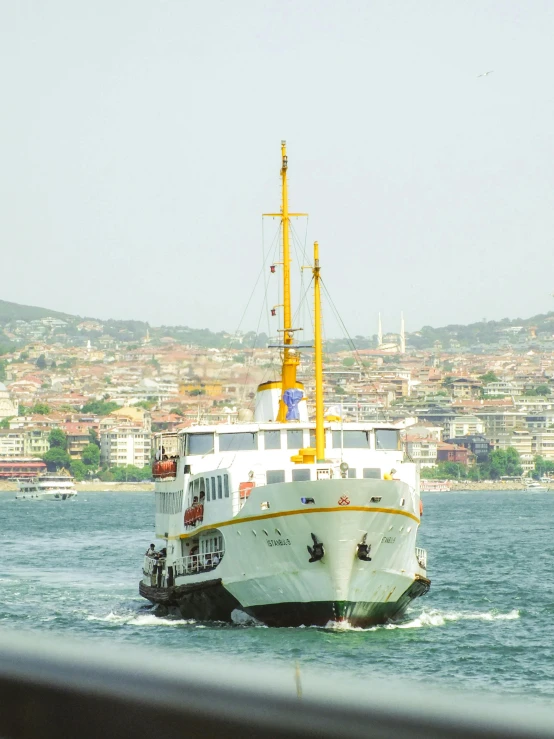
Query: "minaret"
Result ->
[[377, 313, 383, 347], [400, 312, 406, 354]]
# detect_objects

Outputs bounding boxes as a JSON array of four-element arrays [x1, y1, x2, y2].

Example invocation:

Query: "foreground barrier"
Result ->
[[0, 629, 553, 739]]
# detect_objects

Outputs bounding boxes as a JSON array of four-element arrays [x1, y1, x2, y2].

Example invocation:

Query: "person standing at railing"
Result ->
[[145, 543, 156, 556], [212, 552, 220, 567]]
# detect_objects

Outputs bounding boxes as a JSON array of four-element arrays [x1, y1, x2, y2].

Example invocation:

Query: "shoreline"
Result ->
[[0, 481, 154, 493], [424, 480, 545, 491], [0, 480, 546, 493]]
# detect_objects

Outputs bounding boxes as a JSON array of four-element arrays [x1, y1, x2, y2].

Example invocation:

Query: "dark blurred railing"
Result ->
[[1, 629, 554, 739]]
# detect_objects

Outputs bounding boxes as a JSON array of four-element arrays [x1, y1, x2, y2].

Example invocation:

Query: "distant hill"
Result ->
[[408, 312, 554, 350], [0, 299, 76, 323], [1, 297, 553, 352]]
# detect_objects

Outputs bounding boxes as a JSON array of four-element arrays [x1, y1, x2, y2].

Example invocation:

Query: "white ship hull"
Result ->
[[16, 489, 77, 501], [140, 478, 429, 627]]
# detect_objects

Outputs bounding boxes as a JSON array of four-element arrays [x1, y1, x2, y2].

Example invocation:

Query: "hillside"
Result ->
[[0, 299, 76, 323], [1, 297, 553, 353]]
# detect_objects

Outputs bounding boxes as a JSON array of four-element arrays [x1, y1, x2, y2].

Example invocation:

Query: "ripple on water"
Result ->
[[2, 489, 554, 701]]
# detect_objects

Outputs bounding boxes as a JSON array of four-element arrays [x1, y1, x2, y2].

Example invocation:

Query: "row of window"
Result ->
[[184, 429, 400, 455], [156, 490, 184, 515], [265, 467, 382, 484], [189, 474, 230, 502]]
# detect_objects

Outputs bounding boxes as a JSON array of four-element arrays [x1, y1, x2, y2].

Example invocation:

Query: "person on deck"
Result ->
[[145, 543, 156, 556]]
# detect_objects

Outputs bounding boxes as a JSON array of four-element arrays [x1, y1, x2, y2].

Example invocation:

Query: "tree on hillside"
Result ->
[[48, 428, 68, 449], [533, 456, 554, 479], [482, 447, 523, 479], [81, 443, 100, 468], [43, 447, 71, 471], [30, 402, 50, 415], [342, 357, 355, 367], [81, 400, 119, 416], [0, 359, 6, 381], [0, 416, 13, 429], [133, 400, 155, 410], [70, 460, 89, 481], [479, 371, 500, 384], [108, 465, 151, 482], [89, 428, 100, 447], [35, 354, 47, 370]]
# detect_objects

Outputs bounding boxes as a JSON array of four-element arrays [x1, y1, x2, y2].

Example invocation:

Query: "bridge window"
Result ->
[[224, 474, 229, 497], [287, 429, 303, 450], [292, 469, 311, 482], [267, 469, 285, 485], [217, 476, 223, 499], [332, 430, 371, 449], [375, 429, 400, 450], [205, 478, 211, 501], [264, 430, 281, 450], [186, 433, 214, 455], [347, 468, 357, 478], [363, 468, 381, 479], [218, 432, 258, 452]]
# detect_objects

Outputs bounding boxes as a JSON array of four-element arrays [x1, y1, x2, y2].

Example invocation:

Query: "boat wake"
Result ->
[[86, 611, 197, 628], [322, 608, 520, 632]]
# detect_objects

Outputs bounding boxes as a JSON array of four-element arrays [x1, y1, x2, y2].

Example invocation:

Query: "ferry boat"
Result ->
[[139, 142, 430, 627], [16, 470, 77, 501]]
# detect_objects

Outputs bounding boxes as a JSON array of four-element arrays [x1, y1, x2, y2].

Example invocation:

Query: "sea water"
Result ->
[[1, 489, 553, 702]]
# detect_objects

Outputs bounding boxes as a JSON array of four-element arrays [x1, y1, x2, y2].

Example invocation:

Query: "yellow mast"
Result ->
[[263, 141, 307, 423], [312, 241, 325, 462]]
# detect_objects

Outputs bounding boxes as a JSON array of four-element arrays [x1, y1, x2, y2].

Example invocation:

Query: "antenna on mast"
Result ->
[[400, 312, 406, 354]]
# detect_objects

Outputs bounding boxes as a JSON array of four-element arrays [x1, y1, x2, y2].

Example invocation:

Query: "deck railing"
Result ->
[[174, 549, 224, 577], [1, 629, 553, 739]]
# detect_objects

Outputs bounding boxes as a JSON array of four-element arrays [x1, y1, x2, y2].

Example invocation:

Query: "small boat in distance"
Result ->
[[524, 480, 548, 492], [420, 480, 451, 493], [16, 470, 77, 501]]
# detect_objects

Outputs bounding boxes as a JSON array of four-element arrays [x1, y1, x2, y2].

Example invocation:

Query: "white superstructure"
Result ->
[[141, 421, 428, 627], [16, 472, 77, 501]]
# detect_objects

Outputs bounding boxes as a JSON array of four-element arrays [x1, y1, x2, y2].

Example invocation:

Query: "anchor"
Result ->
[[307, 533, 325, 563]]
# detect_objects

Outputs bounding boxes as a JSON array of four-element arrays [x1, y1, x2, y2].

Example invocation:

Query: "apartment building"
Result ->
[[483, 381, 525, 397], [443, 415, 485, 439], [0, 428, 49, 457], [404, 435, 438, 468], [100, 427, 152, 468], [531, 431, 554, 461]]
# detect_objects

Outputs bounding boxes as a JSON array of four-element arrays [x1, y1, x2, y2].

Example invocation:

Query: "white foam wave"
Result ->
[[322, 609, 520, 631], [86, 611, 196, 627], [387, 608, 520, 629]]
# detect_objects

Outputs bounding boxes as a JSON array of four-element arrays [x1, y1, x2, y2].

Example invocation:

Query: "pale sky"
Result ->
[[2, 1, 554, 339]]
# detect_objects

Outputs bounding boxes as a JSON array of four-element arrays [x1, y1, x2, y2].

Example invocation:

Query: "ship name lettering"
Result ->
[[267, 539, 291, 547], [381, 536, 396, 544]]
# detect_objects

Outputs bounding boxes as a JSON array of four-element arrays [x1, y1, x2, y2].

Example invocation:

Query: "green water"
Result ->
[[1, 489, 552, 702]]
